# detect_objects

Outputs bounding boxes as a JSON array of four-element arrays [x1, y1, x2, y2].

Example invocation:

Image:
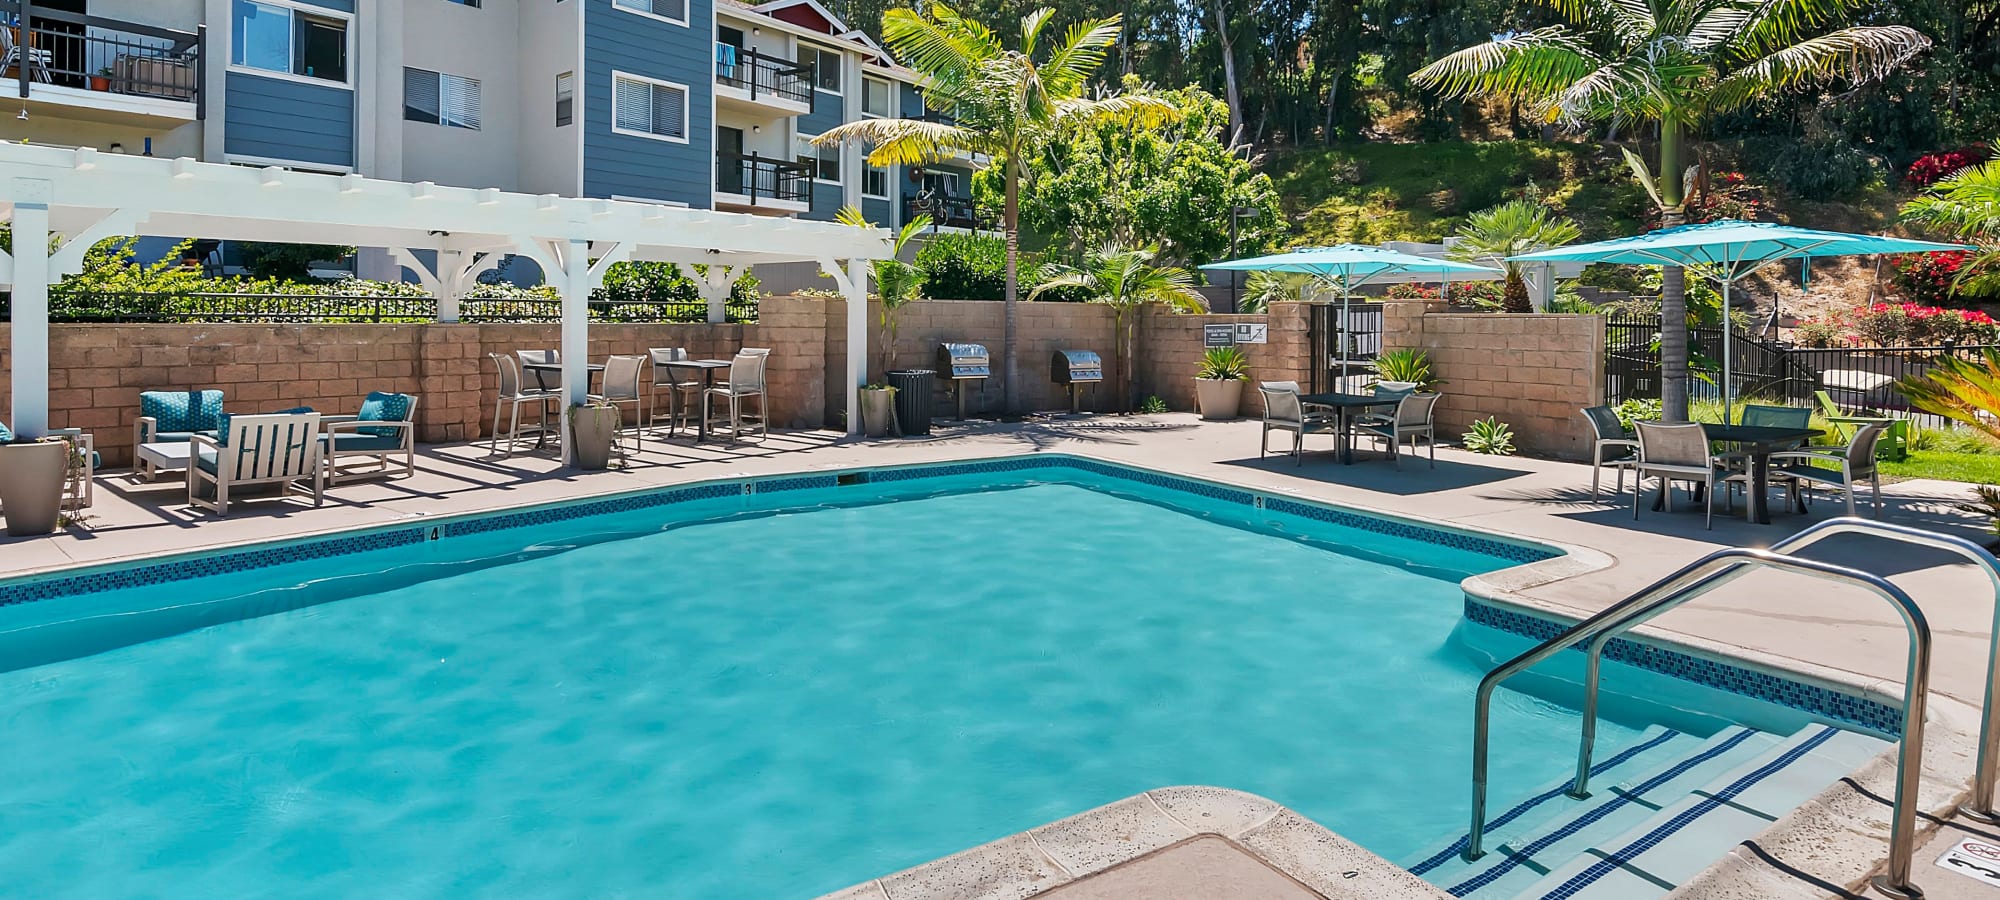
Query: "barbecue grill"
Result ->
[[1050, 349, 1103, 413], [934, 342, 990, 419]]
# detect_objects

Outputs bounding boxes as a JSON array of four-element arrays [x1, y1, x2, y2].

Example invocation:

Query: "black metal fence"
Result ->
[[1604, 314, 1998, 422], [716, 152, 812, 206], [907, 194, 996, 232], [2, 291, 759, 324], [1306, 301, 1385, 392], [713, 45, 813, 105], [2, 1, 204, 116]]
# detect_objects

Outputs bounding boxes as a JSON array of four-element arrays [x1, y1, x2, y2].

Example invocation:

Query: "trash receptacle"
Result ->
[[887, 369, 935, 436]]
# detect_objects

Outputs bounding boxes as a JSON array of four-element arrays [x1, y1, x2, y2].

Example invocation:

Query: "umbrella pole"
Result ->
[[1722, 278, 1733, 418]]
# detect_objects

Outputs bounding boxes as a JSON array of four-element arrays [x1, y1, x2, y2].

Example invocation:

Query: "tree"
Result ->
[[1031, 244, 1207, 410], [814, 3, 1175, 414], [1902, 158, 2000, 296], [1448, 200, 1580, 313], [1239, 270, 1311, 313], [237, 242, 355, 281], [1012, 81, 1283, 267], [1412, 0, 1928, 421], [836, 205, 935, 378]]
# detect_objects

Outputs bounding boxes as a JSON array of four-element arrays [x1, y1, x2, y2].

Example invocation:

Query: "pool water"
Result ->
[[0, 476, 1673, 898]]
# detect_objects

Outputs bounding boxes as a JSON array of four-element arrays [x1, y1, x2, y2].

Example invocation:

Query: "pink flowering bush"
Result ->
[[1832, 302, 2000, 347], [1905, 148, 1986, 188]]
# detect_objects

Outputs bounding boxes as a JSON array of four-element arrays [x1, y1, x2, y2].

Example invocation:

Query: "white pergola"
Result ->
[[0, 143, 891, 452]]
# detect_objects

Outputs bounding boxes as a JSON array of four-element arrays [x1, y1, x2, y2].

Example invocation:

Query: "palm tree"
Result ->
[[1413, 0, 1928, 422], [1449, 200, 1582, 313], [813, 3, 1175, 414], [1239, 270, 1313, 313], [1902, 159, 2000, 296], [835, 205, 934, 379], [1032, 245, 1207, 411]]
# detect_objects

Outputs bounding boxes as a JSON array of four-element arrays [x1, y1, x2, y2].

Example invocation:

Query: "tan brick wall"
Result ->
[[1134, 302, 1309, 415], [1383, 308, 1606, 459]]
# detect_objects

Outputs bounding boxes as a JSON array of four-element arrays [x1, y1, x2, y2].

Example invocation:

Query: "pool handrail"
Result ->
[[1464, 546, 1931, 900]]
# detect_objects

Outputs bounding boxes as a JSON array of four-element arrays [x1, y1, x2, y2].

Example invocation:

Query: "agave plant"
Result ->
[[1372, 348, 1443, 392], [1414, 0, 1928, 423], [1195, 346, 1251, 381], [1462, 417, 1517, 456]]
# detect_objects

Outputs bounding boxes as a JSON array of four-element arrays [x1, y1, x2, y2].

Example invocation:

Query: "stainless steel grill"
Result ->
[[934, 342, 990, 419], [1050, 349, 1103, 413]]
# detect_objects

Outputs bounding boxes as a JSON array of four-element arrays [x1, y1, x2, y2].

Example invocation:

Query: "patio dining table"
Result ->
[[1298, 392, 1400, 465], [1704, 423, 1823, 526], [659, 359, 733, 442], [522, 362, 605, 449]]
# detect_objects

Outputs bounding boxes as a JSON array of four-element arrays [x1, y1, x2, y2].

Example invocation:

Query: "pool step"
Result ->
[[1411, 722, 1884, 899], [1507, 724, 1887, 900]]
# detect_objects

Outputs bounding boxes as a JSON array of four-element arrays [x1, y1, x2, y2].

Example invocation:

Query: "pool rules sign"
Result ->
[[1938, 835, 2000, 887]]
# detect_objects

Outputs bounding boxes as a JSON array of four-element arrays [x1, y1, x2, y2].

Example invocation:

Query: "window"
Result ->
[[863, 162, 888, 198], [612, 74, 688, 142], [803, 44, 841, 94], [796, 134, 839, 182], [444, 0, 481, 6], [405, 68, 481, 129], [922, 171, 960, 197], [554, 72, 574, 126], [612, 0, 688, 25], [230, 0, 348, 83], [862, 78, 889, 117]]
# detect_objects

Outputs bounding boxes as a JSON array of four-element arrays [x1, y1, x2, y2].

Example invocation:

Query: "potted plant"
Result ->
[[1372, 348, 1444, 393], [89, 67, 112, 92], [859, 384, 898, 437], [0, 433, 74, 536], [1194, 346, 1251, 420], [567, 400, 620, 471]]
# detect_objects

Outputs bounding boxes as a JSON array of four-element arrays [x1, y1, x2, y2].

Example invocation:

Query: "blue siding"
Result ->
[[223, 72, 354, 168], [797, 89, 843, 136], [293, 0, 355, 10], [804, 181, 843, 220], [862, 196, 891, 223], [581, 0, 714, 206]]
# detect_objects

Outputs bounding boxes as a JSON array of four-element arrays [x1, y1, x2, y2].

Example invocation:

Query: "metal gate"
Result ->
[[1306, 301, 1384, 393]]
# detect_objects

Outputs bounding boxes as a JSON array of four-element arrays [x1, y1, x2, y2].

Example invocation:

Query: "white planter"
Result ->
[[1195, 378, 1245, 420]]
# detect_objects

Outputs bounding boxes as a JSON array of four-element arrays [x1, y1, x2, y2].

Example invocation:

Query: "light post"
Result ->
[[1227, 205, 1256, 311]]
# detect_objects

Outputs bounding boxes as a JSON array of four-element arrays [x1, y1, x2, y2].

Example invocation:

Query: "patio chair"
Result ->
[[1814, 390, 1908, 461], [1, 28, 52, 84], [1581, 406, 1638, 500], [322, 392, 419, 484], [1769, 422, 1888, 518], [517, 349, 560, 392], [1353, 392, 1440, 468], [187, 412, 325, 516], [134, 389, 225, 480], [594, 355, 648, 454], [1257, 381, 1337, 466], [1632, 421, 1724, 530], [1718, 404, 1812, 507], [488, 353, 559, 456], [705, 349, 770, 443], [648, 348, 705, 436], [1371, 382, 1415, 406]]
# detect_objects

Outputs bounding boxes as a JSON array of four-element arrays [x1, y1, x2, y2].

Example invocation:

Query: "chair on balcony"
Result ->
[[1, 28, 52, 84]]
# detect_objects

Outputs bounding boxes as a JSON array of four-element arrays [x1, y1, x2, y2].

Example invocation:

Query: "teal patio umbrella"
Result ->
[[1508, 220, 1974, 412], [1204, 245, 1499, 384]]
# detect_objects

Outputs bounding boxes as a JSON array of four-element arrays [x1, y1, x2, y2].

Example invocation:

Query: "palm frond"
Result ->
[[1707, 25, 1930, 113], [1901, 162, 2000, 240], [1545, 0, 1656, 47], [1039, 17, 1124, 98], [1050, 93, 1181, 132], [1411, 28, 1604, 103], [1724, 0, 1860, 59], [1896, 350, 2000, 445], [814, 118, 982, 166], [1018, 7, 1055, 58], [1534, 56, 1664, 125], [881, 4, 999, 92]]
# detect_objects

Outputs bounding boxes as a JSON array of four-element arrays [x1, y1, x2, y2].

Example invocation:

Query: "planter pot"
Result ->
[[568, 405, 619, 471], [0, 441, 69, 536], [1195, 378, 1245, 420], [1374, 381, 1421, 392], [860, 388, 898, 438], [89, 76, 110, 91]]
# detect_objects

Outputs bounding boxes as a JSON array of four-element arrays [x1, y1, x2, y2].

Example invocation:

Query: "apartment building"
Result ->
[[0, 0, 986, 242]]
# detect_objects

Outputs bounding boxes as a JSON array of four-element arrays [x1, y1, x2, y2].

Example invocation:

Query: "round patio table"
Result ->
[[1297, 392, 1400, 465], [1704, 423, 1823, 525]]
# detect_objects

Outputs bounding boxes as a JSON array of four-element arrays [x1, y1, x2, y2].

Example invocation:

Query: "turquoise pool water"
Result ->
[[0, 469, 1695, 898]]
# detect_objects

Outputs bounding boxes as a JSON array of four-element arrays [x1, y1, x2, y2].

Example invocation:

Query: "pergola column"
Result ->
[[391, 248, 494, 323], [695, 264, 739, 324], [818, 256, 868, 436], [514, 236, 629, 462], [6, 183, 51, 437]]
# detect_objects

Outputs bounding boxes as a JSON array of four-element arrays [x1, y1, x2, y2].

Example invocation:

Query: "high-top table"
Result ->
[[1297, 392, 1400, 465], [1704, 423, 1823, 525], [522, 362, 605, 449], [660, 359, 733, 442]]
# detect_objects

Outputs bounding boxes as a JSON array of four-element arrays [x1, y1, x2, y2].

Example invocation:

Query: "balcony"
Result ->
[[715, 152, 812, 215], [908, 194, 995, 233], [713, 44, 812, 117], [1, 2, 203, 127]]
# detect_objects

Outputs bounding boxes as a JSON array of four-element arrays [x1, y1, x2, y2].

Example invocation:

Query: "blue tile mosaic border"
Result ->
[[0, 453, 1559, 617], [1464, 597, 1903, 736]]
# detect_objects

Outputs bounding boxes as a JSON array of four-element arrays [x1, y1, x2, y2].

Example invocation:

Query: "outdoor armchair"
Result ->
[[322, 392, 419, 484], [1581, 406, 1637, 500], [1353, 392, 1440, 468], [1257, 381, 1337, 466], [187, 412, 324, 516], [1633, 421, 1725, 530], [1769, 422, 1888, 519], [134, 389, 224, 480]]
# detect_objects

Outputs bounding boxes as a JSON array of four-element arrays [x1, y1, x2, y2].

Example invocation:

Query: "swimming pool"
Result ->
[[0, 457, 1815, 898]]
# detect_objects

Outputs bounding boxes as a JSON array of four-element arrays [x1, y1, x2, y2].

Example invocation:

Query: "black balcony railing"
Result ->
[[908, 193, 994, 232], [3, 2, 204, 117], [714, 44, 812, 106], [716, 152, 812, 207]]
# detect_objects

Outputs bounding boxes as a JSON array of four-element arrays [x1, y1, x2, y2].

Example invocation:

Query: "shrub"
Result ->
[[1792, 319, 1845, 348], [1612, 398, 1662, 431], [1849, 301, 1999, 346], [1385, 281, 1506, 310], [1905, 147, 1986, 188], [916, 233, 1007, 300], [1138, 395, 1170, 413], [1372, 348, 1443, 390], [1896, 251, 1998, 307], [1195, 346, 1250, 381]]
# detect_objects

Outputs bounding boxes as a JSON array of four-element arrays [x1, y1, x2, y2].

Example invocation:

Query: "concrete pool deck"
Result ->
[[4, 413, 1999, 899]]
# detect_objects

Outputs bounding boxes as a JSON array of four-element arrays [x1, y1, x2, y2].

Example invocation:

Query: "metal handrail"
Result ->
[[1571, 517, 2000, 823], [1465, 547, 1932, 900]]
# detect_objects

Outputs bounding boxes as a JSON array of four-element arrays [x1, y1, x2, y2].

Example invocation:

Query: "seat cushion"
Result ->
[[141, 390, 223, 433], [0, 419, 12, 444], [322, 433, 404, 453], [357, 392, 413, 438]]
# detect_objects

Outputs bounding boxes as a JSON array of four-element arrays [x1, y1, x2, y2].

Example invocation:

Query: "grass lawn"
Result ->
[[1881, 451, 2000, 484]]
